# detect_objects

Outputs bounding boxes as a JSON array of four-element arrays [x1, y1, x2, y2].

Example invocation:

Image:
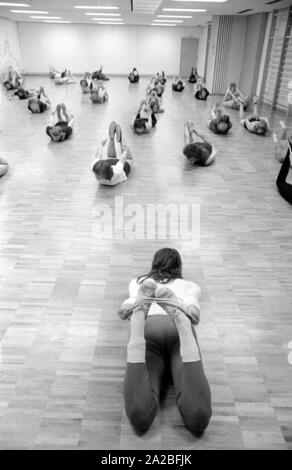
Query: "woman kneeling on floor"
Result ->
[[118, 247, 212, 435]]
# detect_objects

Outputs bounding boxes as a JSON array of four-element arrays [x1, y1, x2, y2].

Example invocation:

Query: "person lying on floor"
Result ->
[[54, 70, 76, 85], [239, 96, 269, 136], [273, 121, 292, 163], [147, 89, 164, 114], [157, 71, 167, 85], [172, 76, 185, 92], [3, 67, 24, 90], [9, 86, 35, 100], [92, 65, 110, 81], [49, 66, 61, 79], [222, 82, 250, 110], [183, 121, 217, 167], [132, 100, 157, 135], [117, 247, 212, 436], [207, 102, 232, 135], [46, 103, 74, 143], [154, 79, 165, 98], [187, 67, 198, 84], [28, 87, 51, 114], [193, 79, 210, 101], [90, 80, 109, 104], [92, 121, 133, 186], [80, 72, 92, 93], [129, 68, 139, 83]]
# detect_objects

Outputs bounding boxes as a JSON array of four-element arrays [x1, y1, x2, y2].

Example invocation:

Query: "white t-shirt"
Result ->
[[129, 278, 201, 318]]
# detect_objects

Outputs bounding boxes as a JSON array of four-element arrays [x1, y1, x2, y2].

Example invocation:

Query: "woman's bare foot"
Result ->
[[118, 279, 157, 320], [154, 286, 199, 324]]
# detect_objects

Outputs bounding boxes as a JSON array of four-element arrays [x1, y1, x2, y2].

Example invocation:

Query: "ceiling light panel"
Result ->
[[153, 19, 183, 22], [133, 0, 163, 15], [75, 5, 119, 9], [10, 10, 49, 14], [0, 2, 29, 6], [85, 12, 121, 16], [157, 15, 192, 18], [163, 8, 206, 12]]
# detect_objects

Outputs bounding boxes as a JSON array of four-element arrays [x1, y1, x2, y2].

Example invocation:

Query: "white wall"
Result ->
[[17, 22, 201, 75], [240, 13, 268, 97], [0, 17, 22, 79]]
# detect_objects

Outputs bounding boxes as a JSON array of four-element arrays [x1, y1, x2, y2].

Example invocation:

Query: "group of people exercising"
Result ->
[[1, 65, 292, 202], [1, 63, 292, 438]]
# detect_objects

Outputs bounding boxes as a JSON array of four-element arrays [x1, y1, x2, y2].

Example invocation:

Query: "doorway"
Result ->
[[180, 37, 198, 78]]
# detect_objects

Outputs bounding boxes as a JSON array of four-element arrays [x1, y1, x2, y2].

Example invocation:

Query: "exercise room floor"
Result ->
[[0, 76, 291, 450]]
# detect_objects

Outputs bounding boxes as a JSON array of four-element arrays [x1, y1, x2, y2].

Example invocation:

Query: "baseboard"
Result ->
[[25, 73, 162, 78]]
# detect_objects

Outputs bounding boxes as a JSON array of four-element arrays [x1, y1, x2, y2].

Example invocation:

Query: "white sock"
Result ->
[[127, 309, 146, 363], [174, 313, 201, 363]]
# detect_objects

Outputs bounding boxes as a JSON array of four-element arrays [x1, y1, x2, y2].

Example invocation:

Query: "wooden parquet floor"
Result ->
[[0, 76, 291, 450]]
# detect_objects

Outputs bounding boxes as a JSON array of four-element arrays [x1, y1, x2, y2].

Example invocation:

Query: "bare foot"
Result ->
[[118, 279, 157, 320], [154, 286, 199, 324]]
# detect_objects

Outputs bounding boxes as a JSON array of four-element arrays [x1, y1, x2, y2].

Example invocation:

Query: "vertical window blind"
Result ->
[[261, 6, 292, 110]]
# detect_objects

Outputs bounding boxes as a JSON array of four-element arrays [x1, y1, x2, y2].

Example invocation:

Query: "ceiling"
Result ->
[[0, 0, 291, 27]]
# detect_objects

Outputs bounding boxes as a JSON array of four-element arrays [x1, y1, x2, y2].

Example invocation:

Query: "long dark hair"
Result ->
[[137, 248, 183, 284]]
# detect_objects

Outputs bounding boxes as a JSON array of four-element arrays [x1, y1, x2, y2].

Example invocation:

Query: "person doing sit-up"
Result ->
[[92, 121, 133, 186], [46, 103, 74, 142]]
